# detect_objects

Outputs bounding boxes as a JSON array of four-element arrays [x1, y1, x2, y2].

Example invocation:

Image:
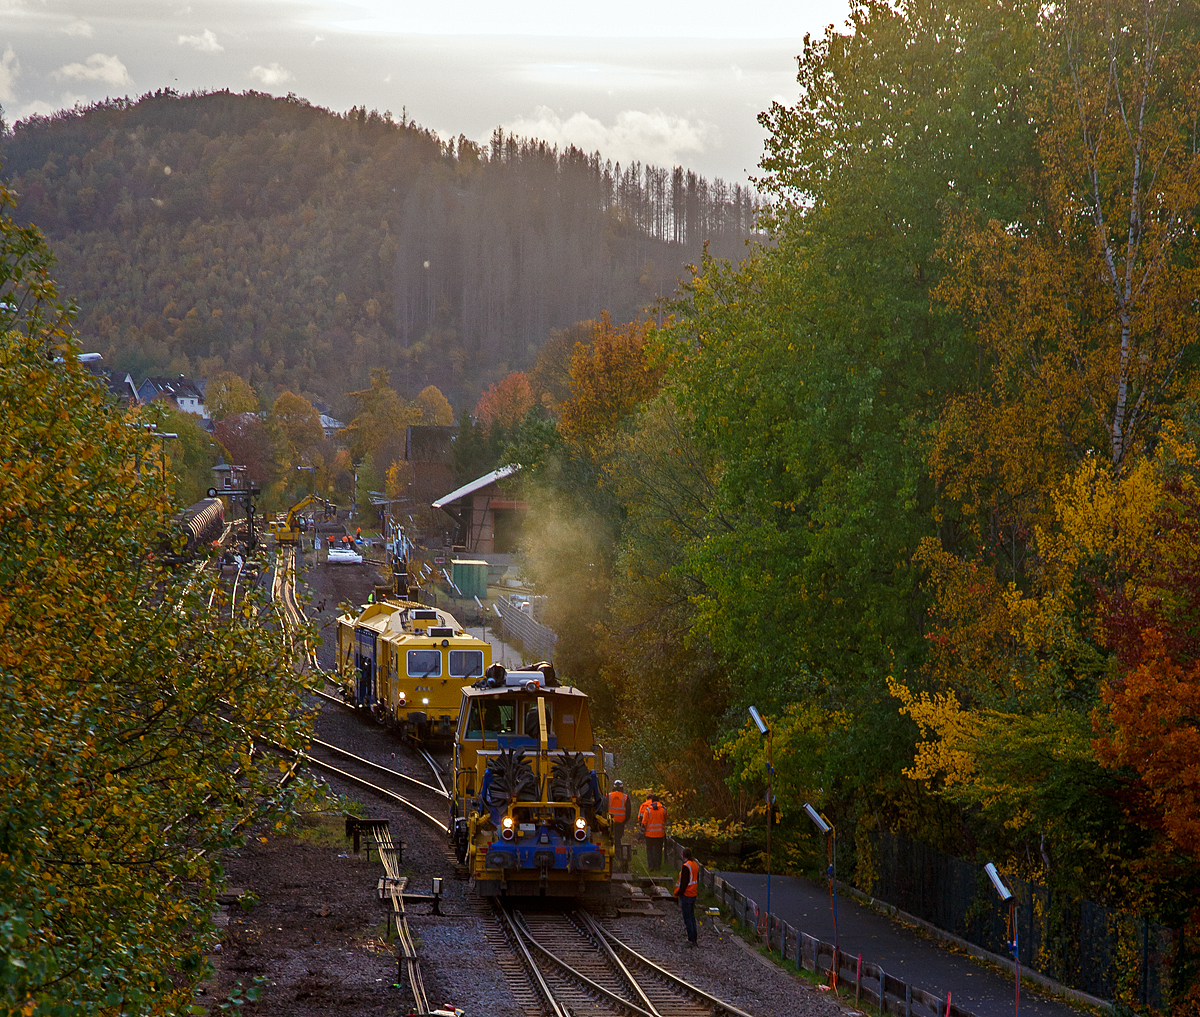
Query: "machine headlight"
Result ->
[[501, 815, 515, 841], [422, 697, 429, 705], [502, 816, 514, 828], [575, 818, 586, 829]]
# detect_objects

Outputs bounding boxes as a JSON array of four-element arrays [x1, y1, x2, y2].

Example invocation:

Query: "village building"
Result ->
[[432, 464, 526, 555], [137, 375, 209, 418]]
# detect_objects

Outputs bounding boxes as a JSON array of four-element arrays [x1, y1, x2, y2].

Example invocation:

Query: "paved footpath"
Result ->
[[718, 872, 1084, 1017]]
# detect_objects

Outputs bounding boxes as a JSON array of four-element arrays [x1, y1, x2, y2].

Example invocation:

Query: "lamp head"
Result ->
[[748, 705, 769, 736], [803, 802, 832, 835], [984, 862, 1013, 902]]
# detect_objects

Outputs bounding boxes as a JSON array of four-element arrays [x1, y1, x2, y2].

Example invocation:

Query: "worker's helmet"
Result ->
[[613, 779, 623, 788]]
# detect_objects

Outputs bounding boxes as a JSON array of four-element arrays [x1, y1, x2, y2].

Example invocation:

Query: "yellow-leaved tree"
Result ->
[[0, 183, 314, 1015], [932, 0, 1200, 538]]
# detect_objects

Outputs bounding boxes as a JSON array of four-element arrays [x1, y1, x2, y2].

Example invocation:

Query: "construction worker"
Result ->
[[640, 794, 667, 871], [608, 780, 632, 847], [674, 846, 700, 946]]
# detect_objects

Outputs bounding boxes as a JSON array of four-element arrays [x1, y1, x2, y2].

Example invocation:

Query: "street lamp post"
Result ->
[[748, 706, 773, 918], [156, 433, 178, 490], [986, 862, 1018, 1017], [804, 802, 837, 977]]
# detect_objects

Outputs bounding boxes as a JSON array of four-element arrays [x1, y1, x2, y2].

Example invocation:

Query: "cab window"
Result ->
[[450, 650, 484, 678], [407, 649, 442, 677], [482, 700, 516, 738], [465, 702, 483, 739]]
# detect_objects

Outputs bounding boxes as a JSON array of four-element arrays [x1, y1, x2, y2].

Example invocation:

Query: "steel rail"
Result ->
[[303, 753, 449, 834], [572, 911, 661, 1017], [492, 903, 571, 1017], [309, 737, 449, 799], [511, 911, 657, 1017], [585, 914, 756, 1017], [310, 685, 349, 708], [417, 746, 449, 795]]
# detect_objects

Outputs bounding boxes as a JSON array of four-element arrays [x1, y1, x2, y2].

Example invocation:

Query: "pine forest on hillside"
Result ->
[[0, 90, 761, 415]]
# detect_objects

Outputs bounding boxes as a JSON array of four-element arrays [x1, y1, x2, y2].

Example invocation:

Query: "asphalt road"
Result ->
[[717, 872, 1084, 1017]]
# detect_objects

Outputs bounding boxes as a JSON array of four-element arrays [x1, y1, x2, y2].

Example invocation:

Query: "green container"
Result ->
[[451, 559, 488, 600]]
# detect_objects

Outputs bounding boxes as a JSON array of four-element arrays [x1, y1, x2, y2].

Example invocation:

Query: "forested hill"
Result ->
[[0, 90, 761, 412]]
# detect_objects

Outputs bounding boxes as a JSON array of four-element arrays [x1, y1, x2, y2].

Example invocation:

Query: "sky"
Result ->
[[0, 0, 851, 185]]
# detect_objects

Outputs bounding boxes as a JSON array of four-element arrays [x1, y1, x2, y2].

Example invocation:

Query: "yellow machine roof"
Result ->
[[341, 599, 466, 635]]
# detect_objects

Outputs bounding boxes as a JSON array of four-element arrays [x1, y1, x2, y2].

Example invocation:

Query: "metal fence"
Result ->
[[664, 837, 979, 1017], [495, 599, 558, 661], [871, 831, 1176, 1008]]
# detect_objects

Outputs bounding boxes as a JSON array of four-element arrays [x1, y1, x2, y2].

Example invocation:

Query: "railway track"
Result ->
[[304, 739, 450, 834], [307, 677, 453, 794], [269, 552, 452, 829], [493, 906, 756, 1017], [273, 545, 320, 672], [272, 552, 759, 1017]]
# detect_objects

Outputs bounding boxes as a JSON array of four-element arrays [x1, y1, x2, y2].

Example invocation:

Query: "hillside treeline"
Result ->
[[515, 0, 1200, 1006], [0, 90, 760, 414]]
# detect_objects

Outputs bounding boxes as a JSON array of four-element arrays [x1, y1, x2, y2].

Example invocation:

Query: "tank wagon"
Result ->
[[451, 666, 613, 898], [165, 497, 225, 561], [336, 600, 491, 742]]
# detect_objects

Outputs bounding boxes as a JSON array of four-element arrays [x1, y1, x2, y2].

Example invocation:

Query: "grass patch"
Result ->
[[295, 812, 352, 849]]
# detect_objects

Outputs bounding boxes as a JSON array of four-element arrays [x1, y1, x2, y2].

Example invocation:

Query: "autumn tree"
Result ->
[[530, 320, 593, 413], [205, 371, 259, 421], [158, 405, 223, 504], [932, 0, 1200, 544], [1092, 434, 1200, 860], [271, 390, 324, 456], [558, 314, 662, 445], [214, 411, 276, 488], [0, 182, 313, 1015], [474, 371, 534, 431], [343, 368, 421, 477], [416, 383, 453, 425]]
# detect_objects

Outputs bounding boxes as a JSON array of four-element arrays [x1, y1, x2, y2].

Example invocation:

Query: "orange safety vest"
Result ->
[[609, 790, 630, 823], [675, 858, 700, 898], [643, 802, 666, 838]]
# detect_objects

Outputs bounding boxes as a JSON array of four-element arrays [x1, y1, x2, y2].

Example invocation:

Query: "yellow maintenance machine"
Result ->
[[270, 493, 334, 545], [451, 667, 613, 899], [336, 599, 491, 743]]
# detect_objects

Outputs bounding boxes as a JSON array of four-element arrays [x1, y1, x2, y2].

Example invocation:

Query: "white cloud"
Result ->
[[53, 53, 133, 88], [63, 19, 93, 37], [0, 45, 19, 104], [250, 62, 291, 86], [12, 92, 88, 123], [498, 107, 710, 168], [14, 98, 55, 120], [178, 29, 223, 53]]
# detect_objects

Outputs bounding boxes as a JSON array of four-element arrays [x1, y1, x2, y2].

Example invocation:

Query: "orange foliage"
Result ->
[[558, 313, 663, 443], [474, 372, 534, 430], [1096, 628, 1200, 857]]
